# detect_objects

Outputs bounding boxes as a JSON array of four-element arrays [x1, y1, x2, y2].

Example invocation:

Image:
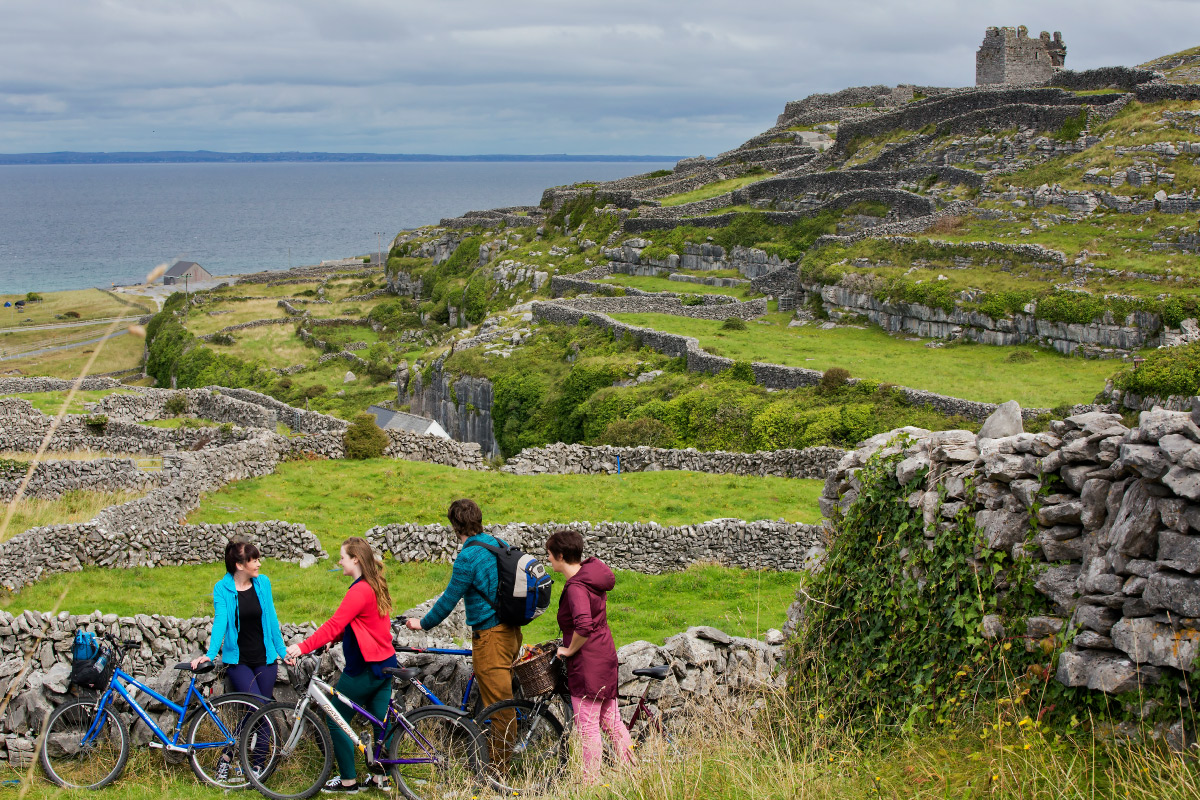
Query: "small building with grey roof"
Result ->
[[366, 405, 450, 439]]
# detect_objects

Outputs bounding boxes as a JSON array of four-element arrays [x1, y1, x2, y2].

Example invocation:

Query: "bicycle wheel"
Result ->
[[185, 691, 267, 789], [387, 705, 486, 800], [39, 698, 130, 790], [239, 702, 332, 800], [474, 698, 567, 796]]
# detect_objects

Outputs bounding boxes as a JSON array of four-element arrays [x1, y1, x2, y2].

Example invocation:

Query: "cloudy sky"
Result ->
[[2, 1, 1197, 156]]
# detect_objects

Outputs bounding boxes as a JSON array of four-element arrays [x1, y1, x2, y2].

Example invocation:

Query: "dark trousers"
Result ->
[[225, 663, 277, 768], [226, 663, 278, 699]]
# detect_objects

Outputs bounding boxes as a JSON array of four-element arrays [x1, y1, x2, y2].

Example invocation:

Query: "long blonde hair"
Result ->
[[343, 537, 392, 618]]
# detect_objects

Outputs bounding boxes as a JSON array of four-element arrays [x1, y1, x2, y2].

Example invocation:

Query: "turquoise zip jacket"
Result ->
[[206, 573, 288, 664], [420, 533, 502, 632]]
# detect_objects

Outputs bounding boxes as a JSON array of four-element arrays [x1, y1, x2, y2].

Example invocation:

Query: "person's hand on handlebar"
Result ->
[[404, 618, 423, 631], [190, 655, 211, 670], [285, 643, 303, 665]]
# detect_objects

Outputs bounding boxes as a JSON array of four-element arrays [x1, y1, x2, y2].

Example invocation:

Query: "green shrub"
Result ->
[[819, 367, 851, 393], [641, 169, 673, 179], [218, 422, 235, 438], [164, 393, 188, 416], [462, 271, 489, 325], [1006, 350, 1035, 364], [596, 417, 675, 448], [1053, 108, 1088, 142], [368, 299, 420, 332], [1112, 341, 1200, 397], [343, 413, 389, 459], [720, 317, 747, 331], [209, 333, 235, 346], [84, 414, 108, 434], [25, 292, 43, 302], [362, 256, 371, 263], [63, 310, 81, 319], [679, 295, 705, 306], [725, 361, 756, 383], [441, 236, 485, 275], [303, 384, 328, 399]]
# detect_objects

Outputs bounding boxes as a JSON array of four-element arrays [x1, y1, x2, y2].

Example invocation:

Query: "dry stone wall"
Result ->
[[368, 520, 825, 574], [0, 458, 161, 501], [501, 442, 844, 479], [817, 400, 1200, 694]]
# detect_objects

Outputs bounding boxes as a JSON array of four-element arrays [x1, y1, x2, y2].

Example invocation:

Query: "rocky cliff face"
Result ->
[[405, 367, 499, 457]]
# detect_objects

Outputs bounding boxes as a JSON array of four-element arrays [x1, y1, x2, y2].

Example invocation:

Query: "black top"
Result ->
[[237, 585, 267, 667]]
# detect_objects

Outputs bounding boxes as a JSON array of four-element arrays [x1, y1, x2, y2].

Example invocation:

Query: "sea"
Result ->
[[0, 161, 674, 294]]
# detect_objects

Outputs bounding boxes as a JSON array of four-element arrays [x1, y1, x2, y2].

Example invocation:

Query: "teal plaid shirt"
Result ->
[[420, 534, 501, 632]]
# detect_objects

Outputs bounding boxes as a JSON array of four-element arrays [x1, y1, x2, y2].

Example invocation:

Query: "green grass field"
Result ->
[[0, 332, 145, 380], [187, 458, 824, 548], [610, 312, 1116, 407], [1, 389, 137, 415], [1, 490, 147, 542], [0, 289, 151, 328]]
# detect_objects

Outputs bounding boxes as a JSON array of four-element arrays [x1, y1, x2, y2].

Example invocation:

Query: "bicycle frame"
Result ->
[[289, 674, 443, 767], [86, 667, 233, 753], [395, 645, 475, 713]]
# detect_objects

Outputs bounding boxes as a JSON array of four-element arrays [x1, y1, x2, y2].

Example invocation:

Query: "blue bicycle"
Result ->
[[38, 634, 269, 790]]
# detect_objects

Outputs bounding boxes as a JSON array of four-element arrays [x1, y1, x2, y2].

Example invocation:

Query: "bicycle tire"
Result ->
[[386, 705, 486, 800], [185, 691, 267, 789], [39, 698, 130, 790], [238, 701, 333, 800], [474, 698, 567, 796]]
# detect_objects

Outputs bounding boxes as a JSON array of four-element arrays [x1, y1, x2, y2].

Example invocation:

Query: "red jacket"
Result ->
[[300, 580, 395, 662]]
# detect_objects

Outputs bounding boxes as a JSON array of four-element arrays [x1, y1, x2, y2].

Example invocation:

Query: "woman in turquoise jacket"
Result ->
[[191, 540, 288, 698]]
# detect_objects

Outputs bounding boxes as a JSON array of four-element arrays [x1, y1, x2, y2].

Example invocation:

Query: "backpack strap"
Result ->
[[463, 540, 504, 611]]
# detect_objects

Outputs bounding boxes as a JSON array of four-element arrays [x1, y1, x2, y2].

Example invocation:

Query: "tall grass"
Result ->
[[0, 490, 147, 542]]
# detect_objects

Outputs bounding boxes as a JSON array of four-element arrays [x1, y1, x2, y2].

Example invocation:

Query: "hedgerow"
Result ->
[[1111, 340, 1200, 397]]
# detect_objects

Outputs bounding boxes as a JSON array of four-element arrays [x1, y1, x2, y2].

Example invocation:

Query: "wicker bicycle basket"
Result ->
[[512, 644, 560, 697]]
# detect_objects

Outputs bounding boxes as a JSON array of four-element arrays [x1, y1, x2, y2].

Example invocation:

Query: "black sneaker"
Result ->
[[362, 773, 391, 792], [215, 758, 230, 784], [322, 777, 361, 793]]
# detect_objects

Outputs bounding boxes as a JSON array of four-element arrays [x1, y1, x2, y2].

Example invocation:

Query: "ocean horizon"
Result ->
[[0, 160, 673, 294]]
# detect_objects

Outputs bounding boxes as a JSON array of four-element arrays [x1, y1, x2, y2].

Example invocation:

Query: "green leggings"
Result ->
[[327, 669, 393, 780]]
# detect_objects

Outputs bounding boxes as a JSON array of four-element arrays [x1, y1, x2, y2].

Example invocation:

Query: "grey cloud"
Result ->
[[1, 0, 1197, 153]]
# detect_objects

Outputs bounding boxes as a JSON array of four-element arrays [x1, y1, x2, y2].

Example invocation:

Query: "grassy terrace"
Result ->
[[610, 312, 1116, 408], [2, 389, 138, 414], [658, 172, 776, 207], [597, 274, 759, 299]]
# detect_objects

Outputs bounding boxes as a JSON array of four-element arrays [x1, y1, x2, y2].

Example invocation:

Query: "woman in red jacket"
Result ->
[[285, 537, 396, 794], [545, 529, 635, 782]]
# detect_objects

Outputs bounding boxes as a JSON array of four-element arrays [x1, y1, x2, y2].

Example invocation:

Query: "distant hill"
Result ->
[[0, 151, 684, 166]]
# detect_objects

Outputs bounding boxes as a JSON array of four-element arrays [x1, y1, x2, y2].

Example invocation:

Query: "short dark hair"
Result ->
[[447, 498, 483, 537], [545, 529, 584, 564], [224, 539, 261, 575]]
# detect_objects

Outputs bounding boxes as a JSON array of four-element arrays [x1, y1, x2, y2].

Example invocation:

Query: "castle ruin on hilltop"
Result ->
[[976, 26, 1066, 85]]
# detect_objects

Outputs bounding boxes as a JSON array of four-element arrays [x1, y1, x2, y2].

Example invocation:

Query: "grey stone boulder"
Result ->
[[1143, 572, 1200, 617], [1035, 529, 1085, 561], [1112, 617, 1200, 671], [1158, 532, 1200, 574], [1035, 564, 1081, 613], [982, 453, 1029, 483], [1158, 434, 1200, 470], [1110, 480, 1160, 558], [1138, 409, 1200, 442], [930, 430, 979, 462], [1118, 444, 1170, 479], [343, 371, 356, 384], [1080, 479, 1111, 530], [1064, 411, 1127, 438], [977, 508, 1028, 551], [1056, 649, 1161, 693], [1038, 502, 1083, 526], [1026, 616, 1064, 637], [1163, 466, 1200, 502], [979, 400, 1023, 440], [896, 453, 930, 485], [1074, 603, 1122, 635]]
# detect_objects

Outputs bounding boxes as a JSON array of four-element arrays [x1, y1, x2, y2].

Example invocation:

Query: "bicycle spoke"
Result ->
[[474, 700, 566, 796], [388, 707, 483, 800], [187, 693, 264, 789], [39, 699, 129, 789], [241, 703, 332, 800]]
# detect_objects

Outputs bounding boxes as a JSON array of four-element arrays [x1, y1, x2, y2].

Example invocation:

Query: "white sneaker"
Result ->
[[321, 777, 362, 793]]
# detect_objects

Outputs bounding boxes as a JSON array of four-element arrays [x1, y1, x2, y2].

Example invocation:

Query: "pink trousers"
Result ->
[[570, 695, 635, 780]]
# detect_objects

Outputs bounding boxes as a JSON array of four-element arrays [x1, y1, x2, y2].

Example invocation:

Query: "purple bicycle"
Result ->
[[236, 653, 487, 800]]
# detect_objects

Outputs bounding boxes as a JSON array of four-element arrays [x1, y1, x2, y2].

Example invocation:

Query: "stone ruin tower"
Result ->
[[976, 26, 1066, 85]]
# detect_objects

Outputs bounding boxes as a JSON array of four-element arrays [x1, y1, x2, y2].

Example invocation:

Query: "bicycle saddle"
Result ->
[[382, 666, 421, 681], [174, 662, 215, 674], [631, 665, 671, 680]]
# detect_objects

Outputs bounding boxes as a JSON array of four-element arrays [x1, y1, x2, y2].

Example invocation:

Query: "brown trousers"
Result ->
[[473, 623, 523, 765]]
